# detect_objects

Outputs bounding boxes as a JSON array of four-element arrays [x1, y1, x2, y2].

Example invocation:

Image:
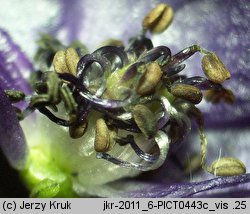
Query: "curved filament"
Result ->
[[96, 131, 170, 171], [116, 135, 158, 162], [126, 36, 153, 56], [76, 54, 111, 82], [38, 107, 71, 126], [139, 46, 171, 65], [178, 76, 222, 90], [93, 46, 129, 67]]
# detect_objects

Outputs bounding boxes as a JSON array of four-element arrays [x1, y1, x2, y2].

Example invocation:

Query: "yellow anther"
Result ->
[[205, 88, 235, 104], [132, 104, 157, 138], [69, 116, 88, 139], [136, 62, 162, 95], [202, 53, 231, 84], [143, 3, 174, 34], [99, 39, 124, 48], [52, 50, 68, 74], [65, 48, 80, 76], [94, 118, 111, 152], [171, 84, 203, 104], [209, 157, 246, 176]]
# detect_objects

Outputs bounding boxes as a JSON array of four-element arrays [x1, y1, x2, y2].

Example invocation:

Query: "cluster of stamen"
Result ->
[[6, 4, 246, 176]]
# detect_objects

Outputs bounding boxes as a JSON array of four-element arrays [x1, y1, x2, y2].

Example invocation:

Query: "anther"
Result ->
[[143, 3, 174, 34], [59, 86, 77, 114], [47, 72, 60, 104], [136, 62, 162, 95], [132, 104, 157, 138], [69, 116, 88, 139], [202, 53, 231, 84], [4, 90, 25, 102], [65, 48, 79, 76], [52, 50, 68, 74], [94, 118, 111, 152], [205, 88, 235, 104], [209, 157, 246, 176], [171, 84, 203, 104], [99, 39, 124, 48]]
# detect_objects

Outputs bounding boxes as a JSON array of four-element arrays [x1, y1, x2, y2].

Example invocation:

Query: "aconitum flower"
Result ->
[[0, 0, 250, 197]]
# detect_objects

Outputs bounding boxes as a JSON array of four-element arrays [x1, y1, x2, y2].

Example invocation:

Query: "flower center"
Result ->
[[5, 3, 245, 182]]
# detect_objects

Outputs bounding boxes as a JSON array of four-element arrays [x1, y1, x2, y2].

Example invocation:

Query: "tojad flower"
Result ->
[[0, 0, 250, 197]]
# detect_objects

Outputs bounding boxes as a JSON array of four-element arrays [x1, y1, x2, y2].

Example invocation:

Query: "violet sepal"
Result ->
[[0, 87, 27, 170]]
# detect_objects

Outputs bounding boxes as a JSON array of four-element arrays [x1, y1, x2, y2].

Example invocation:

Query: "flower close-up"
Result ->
[[0, 0, 250, 198]]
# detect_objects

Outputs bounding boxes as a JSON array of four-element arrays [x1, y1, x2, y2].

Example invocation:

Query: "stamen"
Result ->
[[208, 157, 246, 176], [136, 62, 163, 95], [65, 48, 80, 76], [202, 52, 231, 83], [52, 50, 68, 74], [76, 54, 111, 83], [60, 85, 77, 114], [105, 118, 141, 133], [30, 94, 50, 108], [121, 63, 142, 82], [143, 3, 174, 33], [11, 3, 243, 176], [126, 35, 153, 56], [205, 88, 235, 104], [93, 46, 129, 68], [170, 83, 203, 104], [96, 131, 170, 171], [178, 76, 224, 91], [94, 118, 112, 152], [58, 72, 131, 109], [77, 89, 132, 109], [4, 90, 25, 102], [132, 104, 157, 138], [47, 72, 60, 104], [116, 135, 158, 162], [69, 118, 88, 139], [165, 45, 200, 68], [73, 100, 91, 126], [154, 97, 170, 130], [57, 73, 81, 86], [139, 46, 171, 65], [162, 64, 186, 77], [38, 107, 71, 126]]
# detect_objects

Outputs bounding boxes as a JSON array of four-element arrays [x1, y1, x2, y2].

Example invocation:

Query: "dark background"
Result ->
[[0, 149, 28, 197]]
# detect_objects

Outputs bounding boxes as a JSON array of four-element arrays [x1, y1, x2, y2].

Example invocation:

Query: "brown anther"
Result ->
[[132, 104, 157, 139], [52, 50, 68, 74], [143, 3, 174, 33], [205, 88, 235, 104], [65, 48, 79, 76], [171, 84, 203, 104], [99, 39, 124, 48], [69, 116, 88, 139], [94, 118, 111, 152], [4, 90, 25, 102], [136, 62, 162, 95], [209, 157, 246, 176], [202, 53, 231, 84]]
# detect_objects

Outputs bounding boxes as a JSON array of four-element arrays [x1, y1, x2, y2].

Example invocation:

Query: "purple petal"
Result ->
[[79, 173, 250, 197], [0, 29, 33, 94], [0, 87, 27, 169], [122, 174, 250, 197]]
